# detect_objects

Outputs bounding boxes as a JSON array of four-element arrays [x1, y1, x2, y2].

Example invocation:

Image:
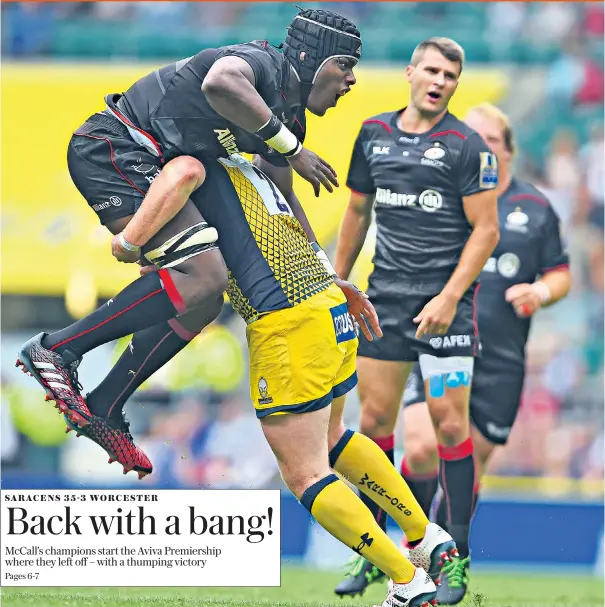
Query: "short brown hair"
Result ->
[[411, 37, 465, 73]]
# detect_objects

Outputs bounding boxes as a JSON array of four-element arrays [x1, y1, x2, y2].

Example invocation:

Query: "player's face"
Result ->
[[406, 49, 460, 117], [307, 57, 357, 116], [465, 110, 512, 167]]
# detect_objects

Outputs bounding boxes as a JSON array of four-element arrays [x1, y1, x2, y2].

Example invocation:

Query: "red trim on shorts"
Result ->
[[348, 187, 371, 196], [293, 117, 305, 132], [438, 437, 474, 461], [363, 119, 392, 133], [158, 269, 187, 315], [168, 318, 200, 342], [372, 434, 395, 451], [430, 130, 467, 140], [106, 106, 163, 158], [73, 133, 147, 196], [401, 457, 438, 480], [507, 193, 548, 207]]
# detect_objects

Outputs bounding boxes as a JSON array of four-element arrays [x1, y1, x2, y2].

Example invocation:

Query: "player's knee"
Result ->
[[404, 438, 439, 474], [182, 249, 228, 307], [327, 421, 347, 452], [434, 416, 469, 445], [281, 469, 327, 500], [359, 401, 397, 437]]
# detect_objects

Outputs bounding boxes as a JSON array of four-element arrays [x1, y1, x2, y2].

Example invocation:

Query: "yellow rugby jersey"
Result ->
[[194, 155, 333, 323]]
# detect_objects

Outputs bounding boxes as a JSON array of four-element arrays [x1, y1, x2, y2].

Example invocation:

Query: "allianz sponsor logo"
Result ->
[[375, 188, 443, 212], [92, 196, 122, 212], [429, 334, 471, 349], [214, 128, 240, 155]]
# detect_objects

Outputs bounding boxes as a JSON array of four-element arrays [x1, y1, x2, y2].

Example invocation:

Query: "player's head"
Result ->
[[406, 37, 464, 117], [465, 103, 515, 168], [282, 7, 361, 116]]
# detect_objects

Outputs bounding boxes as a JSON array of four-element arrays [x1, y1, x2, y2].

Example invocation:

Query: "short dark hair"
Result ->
[[411, 37, 465, 73]]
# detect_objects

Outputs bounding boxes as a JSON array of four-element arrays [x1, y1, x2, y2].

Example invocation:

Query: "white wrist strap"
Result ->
[[118, 233, 141, 252], [533, 281, 551, 304], [311, 242, 337, 277], [265, 123, 301, 157]]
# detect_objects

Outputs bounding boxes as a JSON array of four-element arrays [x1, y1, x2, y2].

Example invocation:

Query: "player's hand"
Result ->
[[413, 292, 458, 338], [111, 233, 141, 264], [287, 147, 339, 197], [505, 283, 542, 318], [334, 278, 383, 342], [139, 261, 159, 276]]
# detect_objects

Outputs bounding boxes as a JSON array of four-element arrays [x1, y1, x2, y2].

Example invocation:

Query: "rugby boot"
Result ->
[[16, 333, 91, 428], [373, 568, 437, 607], [334, 554, 386, 597], [65, 410, 153, 479], [401, 522, 457, 582], [435, 554, 470, 605]]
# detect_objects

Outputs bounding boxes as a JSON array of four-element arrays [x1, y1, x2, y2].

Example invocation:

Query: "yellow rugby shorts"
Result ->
[[246, 283, 358, 418]]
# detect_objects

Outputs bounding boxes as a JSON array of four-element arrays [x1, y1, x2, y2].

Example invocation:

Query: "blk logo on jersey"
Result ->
[[330, 304, 357, 343]]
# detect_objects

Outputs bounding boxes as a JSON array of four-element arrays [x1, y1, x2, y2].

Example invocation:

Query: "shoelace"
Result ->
[[441, 557, 468, 589], [67, 360, 84, 392], [345, 555, 367, 577]]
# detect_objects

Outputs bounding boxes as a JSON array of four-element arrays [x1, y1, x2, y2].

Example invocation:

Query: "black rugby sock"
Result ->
[[400, 457, 439, 517], [438, 437, 475, 558], [86, 319, 199, 422], [42, 270, 186, 359]]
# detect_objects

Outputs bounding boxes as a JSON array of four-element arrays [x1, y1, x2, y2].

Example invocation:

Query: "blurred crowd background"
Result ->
[[1, 2, 603, 503]]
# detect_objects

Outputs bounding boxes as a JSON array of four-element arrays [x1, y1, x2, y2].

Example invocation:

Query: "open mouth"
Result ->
[[427, 91, 442, 101]]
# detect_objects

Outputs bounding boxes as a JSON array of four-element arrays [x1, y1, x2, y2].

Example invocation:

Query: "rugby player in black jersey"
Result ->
[[17, 8, 359, 477], [400, 103, 571, 603], [333, 38, 500, 604]]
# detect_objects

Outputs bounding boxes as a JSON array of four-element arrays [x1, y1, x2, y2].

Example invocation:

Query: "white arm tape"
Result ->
[[532, 281, 552, 304], [119, 233, 141, 251], [265, 123, 301, 156], [311, 242, 337, 277]]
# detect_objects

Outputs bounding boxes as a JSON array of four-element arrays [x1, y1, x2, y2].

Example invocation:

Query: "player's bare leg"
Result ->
[[261, 404, 436, 607], [420, 355, 474, 605]]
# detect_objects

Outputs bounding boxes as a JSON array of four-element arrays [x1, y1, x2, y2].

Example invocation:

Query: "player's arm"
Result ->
[[441, 189, 500, 301], [506, 205, 571, 317], [202, 55, 336, 196], [112, 155, 207, 262], [334, 126, 376, 280], [334, 191, 374, 280]]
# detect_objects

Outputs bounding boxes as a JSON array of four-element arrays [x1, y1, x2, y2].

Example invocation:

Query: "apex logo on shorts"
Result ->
[[92, 196, 122, 212], [429, 334, 471, 349], [330, 304, 357, 344], [215, 128, 240, 155], [257, 377, 273, 405]]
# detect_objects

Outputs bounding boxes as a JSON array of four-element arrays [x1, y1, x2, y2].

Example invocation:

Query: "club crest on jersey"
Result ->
[[331, 304, 356, 344], [497, 252, 520, 278], [258, 377, 273, 405], [424, 145, 445, 160], [505, 207, 529, 233], [479, 152, 498, 189]]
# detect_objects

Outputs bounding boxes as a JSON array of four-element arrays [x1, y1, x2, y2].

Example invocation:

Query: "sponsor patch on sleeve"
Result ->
[[479, 152, 498, 189]]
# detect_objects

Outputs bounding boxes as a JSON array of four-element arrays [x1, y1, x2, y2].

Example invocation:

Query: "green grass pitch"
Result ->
[[2, 566, 603, 607]]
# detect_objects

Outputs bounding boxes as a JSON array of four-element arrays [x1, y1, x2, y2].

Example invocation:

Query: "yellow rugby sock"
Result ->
[[330, 430, 430, 542], [301, 474, 415, 583]]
